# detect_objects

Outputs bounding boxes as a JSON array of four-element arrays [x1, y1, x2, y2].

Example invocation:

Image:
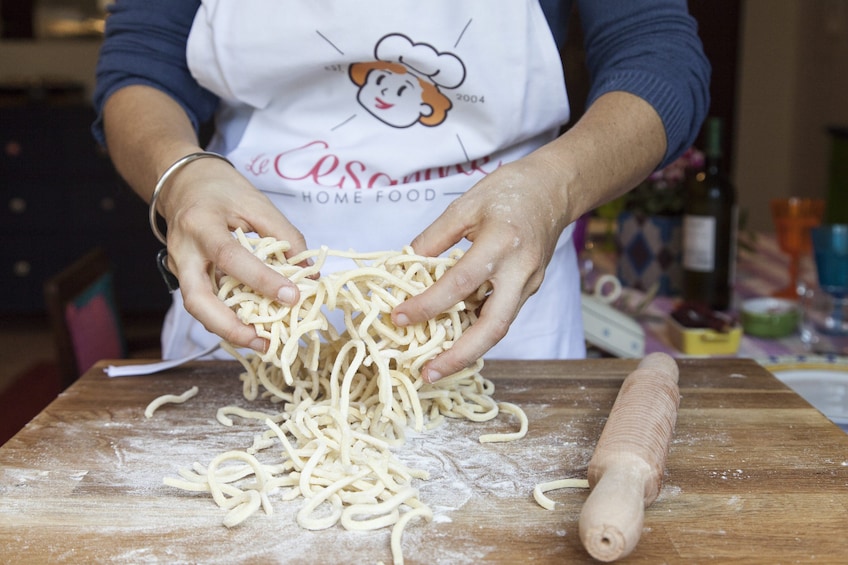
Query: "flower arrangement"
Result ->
[[620, 147, 705, 217]]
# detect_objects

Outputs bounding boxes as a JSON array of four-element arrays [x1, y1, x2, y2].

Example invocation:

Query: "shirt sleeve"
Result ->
[[91, 0, 217, 147], [572, 0, 711, 168]]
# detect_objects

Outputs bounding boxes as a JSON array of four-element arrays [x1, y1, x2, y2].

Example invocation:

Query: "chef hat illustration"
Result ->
[[374, 33, 466, 89]]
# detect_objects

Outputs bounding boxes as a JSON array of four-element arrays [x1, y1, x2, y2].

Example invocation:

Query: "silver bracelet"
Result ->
[[148, 151, 234, 245]]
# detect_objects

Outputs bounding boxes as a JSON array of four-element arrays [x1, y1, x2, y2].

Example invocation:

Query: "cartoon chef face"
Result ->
[[354, 62, 432, 128], [349, 33, 466, 129]]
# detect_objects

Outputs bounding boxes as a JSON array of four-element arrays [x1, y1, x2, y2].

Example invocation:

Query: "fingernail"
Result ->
[[277, 286, 296, 304], [249, 338, 267, 353], [424, 368, 442, 384], [394, 313, 410, 326]]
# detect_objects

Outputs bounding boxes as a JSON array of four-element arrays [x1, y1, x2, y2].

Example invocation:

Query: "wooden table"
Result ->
[[1, 359, 847, 564]]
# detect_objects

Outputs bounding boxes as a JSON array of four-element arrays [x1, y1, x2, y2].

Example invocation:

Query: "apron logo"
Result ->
[[349, 33, 466, 129]]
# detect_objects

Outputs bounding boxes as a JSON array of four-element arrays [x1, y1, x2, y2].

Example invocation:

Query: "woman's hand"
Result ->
[[159, 158, 309, 352], [392, 153, 571, 383], [392, 91, 667, 382], [103, 85, 309, 353]]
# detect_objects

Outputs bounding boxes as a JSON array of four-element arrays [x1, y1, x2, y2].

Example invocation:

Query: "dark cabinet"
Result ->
[[1, 102, 171, 315]]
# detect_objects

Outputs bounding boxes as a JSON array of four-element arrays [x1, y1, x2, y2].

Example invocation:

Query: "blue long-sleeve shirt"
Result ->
[[93, 0, 710, 168]]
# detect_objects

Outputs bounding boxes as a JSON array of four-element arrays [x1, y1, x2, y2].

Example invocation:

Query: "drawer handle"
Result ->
[[4, 141, 22, 158], [12, 260, 31, 278], [8, 197, 27, 214]]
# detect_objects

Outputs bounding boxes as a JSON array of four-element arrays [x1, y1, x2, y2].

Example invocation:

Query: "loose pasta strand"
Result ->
[[533, 478, 591, 511], [144, 386, 199, 419]]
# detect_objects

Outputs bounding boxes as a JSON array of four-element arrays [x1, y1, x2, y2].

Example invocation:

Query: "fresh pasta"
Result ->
[[215, 405, 285, 427], [144, 386, 199, 418], [163, 229, 527, 565], [533, 478, 590, 511]]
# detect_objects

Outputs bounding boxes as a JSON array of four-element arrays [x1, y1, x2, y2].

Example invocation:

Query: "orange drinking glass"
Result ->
[[770, 197, 825, 299]]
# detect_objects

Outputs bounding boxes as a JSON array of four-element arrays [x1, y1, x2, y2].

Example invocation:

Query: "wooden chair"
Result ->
[[44, 248, 127, 389]]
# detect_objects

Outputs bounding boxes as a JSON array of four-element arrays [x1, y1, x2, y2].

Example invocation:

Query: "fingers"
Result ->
[[164, 183, 309, 350], [393, 167, 559, 382], [419, 288, 519, 384], [392, 253, 483, 327], [174, 224, 310, 349], [394, 194, 486, 325], [176, 252, 268, 352], [213, 233, 301, 304], [392, 238, 538, 384], [407, 198, 471, 258], [248, 206, 311, 267]]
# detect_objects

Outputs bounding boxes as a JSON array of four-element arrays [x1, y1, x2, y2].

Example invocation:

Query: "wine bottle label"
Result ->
[[728, 205, 739, 284], [682, 214, 716, 272]]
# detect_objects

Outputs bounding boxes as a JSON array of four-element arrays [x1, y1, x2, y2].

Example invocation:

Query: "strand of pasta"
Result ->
[[532, 478, 591, 511], [216, 405, 286, 427], [390, 506, 434, 565], [164, 229, 528, 565], [479, 402, 529, 443], [144, 386, 199, 418]]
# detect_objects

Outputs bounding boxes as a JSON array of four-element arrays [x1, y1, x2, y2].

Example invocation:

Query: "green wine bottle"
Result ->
[[681, 117, 738, 311]]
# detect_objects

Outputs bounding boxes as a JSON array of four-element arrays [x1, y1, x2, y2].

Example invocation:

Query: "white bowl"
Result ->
[[762, 356, 848, 431]]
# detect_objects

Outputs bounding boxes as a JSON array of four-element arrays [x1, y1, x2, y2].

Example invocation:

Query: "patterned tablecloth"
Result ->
[[582, 229, 817, 361]]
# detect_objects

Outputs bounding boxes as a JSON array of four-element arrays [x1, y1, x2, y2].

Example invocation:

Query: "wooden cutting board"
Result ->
[[1, 358, 847, 564]]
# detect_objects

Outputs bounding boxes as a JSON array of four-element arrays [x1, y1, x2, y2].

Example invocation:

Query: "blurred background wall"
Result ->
[[735, 0, 848, 231]]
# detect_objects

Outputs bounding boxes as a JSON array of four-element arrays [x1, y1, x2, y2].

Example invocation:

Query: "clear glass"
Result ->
[[812, 224, 848, 295], [802, 224, 848, 354], [800, 287, 848, 355]]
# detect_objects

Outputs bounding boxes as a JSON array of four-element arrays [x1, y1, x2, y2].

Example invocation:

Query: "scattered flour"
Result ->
[[0, 392, 594, 564]]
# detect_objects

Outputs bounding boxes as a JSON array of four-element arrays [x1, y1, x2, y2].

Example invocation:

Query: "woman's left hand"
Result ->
[[391, 154, 570, 383], [391, 92, 667, 383]]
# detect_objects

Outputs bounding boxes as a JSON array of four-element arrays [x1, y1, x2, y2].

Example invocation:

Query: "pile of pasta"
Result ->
[[163, 229, 527, 565]]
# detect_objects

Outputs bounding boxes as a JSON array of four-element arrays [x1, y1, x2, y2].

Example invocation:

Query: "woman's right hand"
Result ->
[[157, 156, 309, 352], [102, 87, 307, 353]]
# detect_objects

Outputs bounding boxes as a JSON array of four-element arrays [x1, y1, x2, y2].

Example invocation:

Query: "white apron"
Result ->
[[163, 0, 585, 361]]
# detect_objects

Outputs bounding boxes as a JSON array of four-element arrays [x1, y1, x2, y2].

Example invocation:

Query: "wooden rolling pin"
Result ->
[[578, 352, 680, 562]]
